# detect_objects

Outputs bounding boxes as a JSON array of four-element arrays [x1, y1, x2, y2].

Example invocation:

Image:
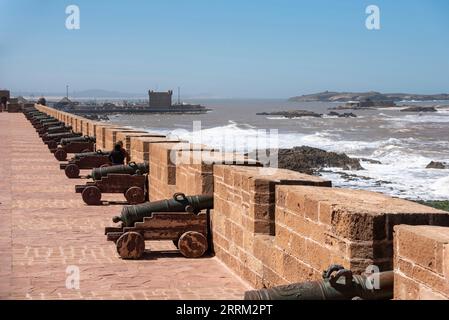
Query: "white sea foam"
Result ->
[[384, 114, 449, 123]]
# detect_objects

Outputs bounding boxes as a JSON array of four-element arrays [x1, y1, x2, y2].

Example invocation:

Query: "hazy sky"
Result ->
[[1, 0, 448, 98]]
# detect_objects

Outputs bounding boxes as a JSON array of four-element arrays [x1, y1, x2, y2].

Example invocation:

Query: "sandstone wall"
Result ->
[[394, 225, 449, 299], [116, 132, 165, 159]]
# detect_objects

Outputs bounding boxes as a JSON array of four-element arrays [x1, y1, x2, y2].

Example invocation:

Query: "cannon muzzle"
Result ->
[[113, 193, 214, 227], [90, 161, 148, 180], [244, 265, 393, 300]]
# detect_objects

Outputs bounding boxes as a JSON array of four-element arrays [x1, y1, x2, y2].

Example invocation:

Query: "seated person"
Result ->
[[116, 140, 131, 163], [108, 143, 126, 165]]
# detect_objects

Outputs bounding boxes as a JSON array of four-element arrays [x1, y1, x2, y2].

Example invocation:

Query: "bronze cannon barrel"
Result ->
[[60, 135, 95, 146], [35, 117, 57, 123], [90, 161, 148, 180], [73, 150, 110, 159], [31, 115, 54, 121], [113, 193, 214, 227], [38, 120, 62, 128], [45, 125, 73, 135], [30, 114, 50, 119], [26, 110, 42, 115], [32, 116, 55, 124], [244, 265, 393, 300], [43, 132, 80, 141], [36, 121, 63, 132]]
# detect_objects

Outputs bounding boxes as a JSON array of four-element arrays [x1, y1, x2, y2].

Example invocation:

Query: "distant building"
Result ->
[[148, 90, 173, 108]]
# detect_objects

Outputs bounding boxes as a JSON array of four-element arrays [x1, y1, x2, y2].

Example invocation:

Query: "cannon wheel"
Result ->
[[125, 186, 145, 204], [82, 186, 102, 205], [65, 164, 80, 178], [54, 148, 67, 161], [178, 231, 208, 258], [116, 232, 145, 259]]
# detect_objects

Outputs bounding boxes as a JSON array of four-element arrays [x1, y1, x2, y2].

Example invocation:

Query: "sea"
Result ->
[[102, 99, 449, 201]]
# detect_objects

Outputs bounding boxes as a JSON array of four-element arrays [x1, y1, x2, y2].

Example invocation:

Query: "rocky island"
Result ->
[[288, 91, 449, 102]]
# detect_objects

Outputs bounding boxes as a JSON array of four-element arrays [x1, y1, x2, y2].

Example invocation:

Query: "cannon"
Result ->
[[36, 121, 64, 133], [60, 150, 111, 178], [75, 163, 148, 205], [53, 136, 96, 161], [73, 150, 109, 158], [244, 265, 394, 300], [113, 192, 214, 227], [89, 161, 148, 180], [24, 109, 41, 116], [26, 112, 45, 120], [30, 114, 54, 121], [42, 132, 81, 150], [31, 116, 55, 126], [39, 125, 73, 138], [42, 131, 78, 143], [32, 116, 57, 125], [105, 193, 212, 259], [28, 114, 48, 122], [33, 119, 59, 130]]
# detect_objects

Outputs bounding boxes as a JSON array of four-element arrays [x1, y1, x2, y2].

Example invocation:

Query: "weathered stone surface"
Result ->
[[394, 225, 449, 300]]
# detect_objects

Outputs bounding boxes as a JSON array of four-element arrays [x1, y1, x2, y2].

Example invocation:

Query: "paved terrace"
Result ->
[[0, 113, 251, 300]]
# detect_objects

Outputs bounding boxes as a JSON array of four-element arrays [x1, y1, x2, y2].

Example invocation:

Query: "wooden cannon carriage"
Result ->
[[53, 136, 96, 161], [75, 174, 147, 205], [53, 141, 95, 160], [105, 211, 209, 259], [60, 151, 111, 178], [105, 193, 212, 259]]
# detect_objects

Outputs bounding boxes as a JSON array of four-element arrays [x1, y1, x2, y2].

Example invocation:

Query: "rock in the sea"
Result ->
[[426, 161, 448, 169], [249, 146, 364, 175], [257, 110, 322, 118], [400, 106, 437, 112], [327, 111, 357, 117], [358, 158, 382, 164]]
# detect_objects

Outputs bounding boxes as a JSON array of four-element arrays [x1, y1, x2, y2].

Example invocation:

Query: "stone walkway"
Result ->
[[0, 113, 251, 300]]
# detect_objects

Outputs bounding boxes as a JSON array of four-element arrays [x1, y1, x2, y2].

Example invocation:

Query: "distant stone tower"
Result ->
[[148, 90, 173, 108]]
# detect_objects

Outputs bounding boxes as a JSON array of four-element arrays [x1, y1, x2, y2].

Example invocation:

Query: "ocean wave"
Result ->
[[384, 114, 449, 123]]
